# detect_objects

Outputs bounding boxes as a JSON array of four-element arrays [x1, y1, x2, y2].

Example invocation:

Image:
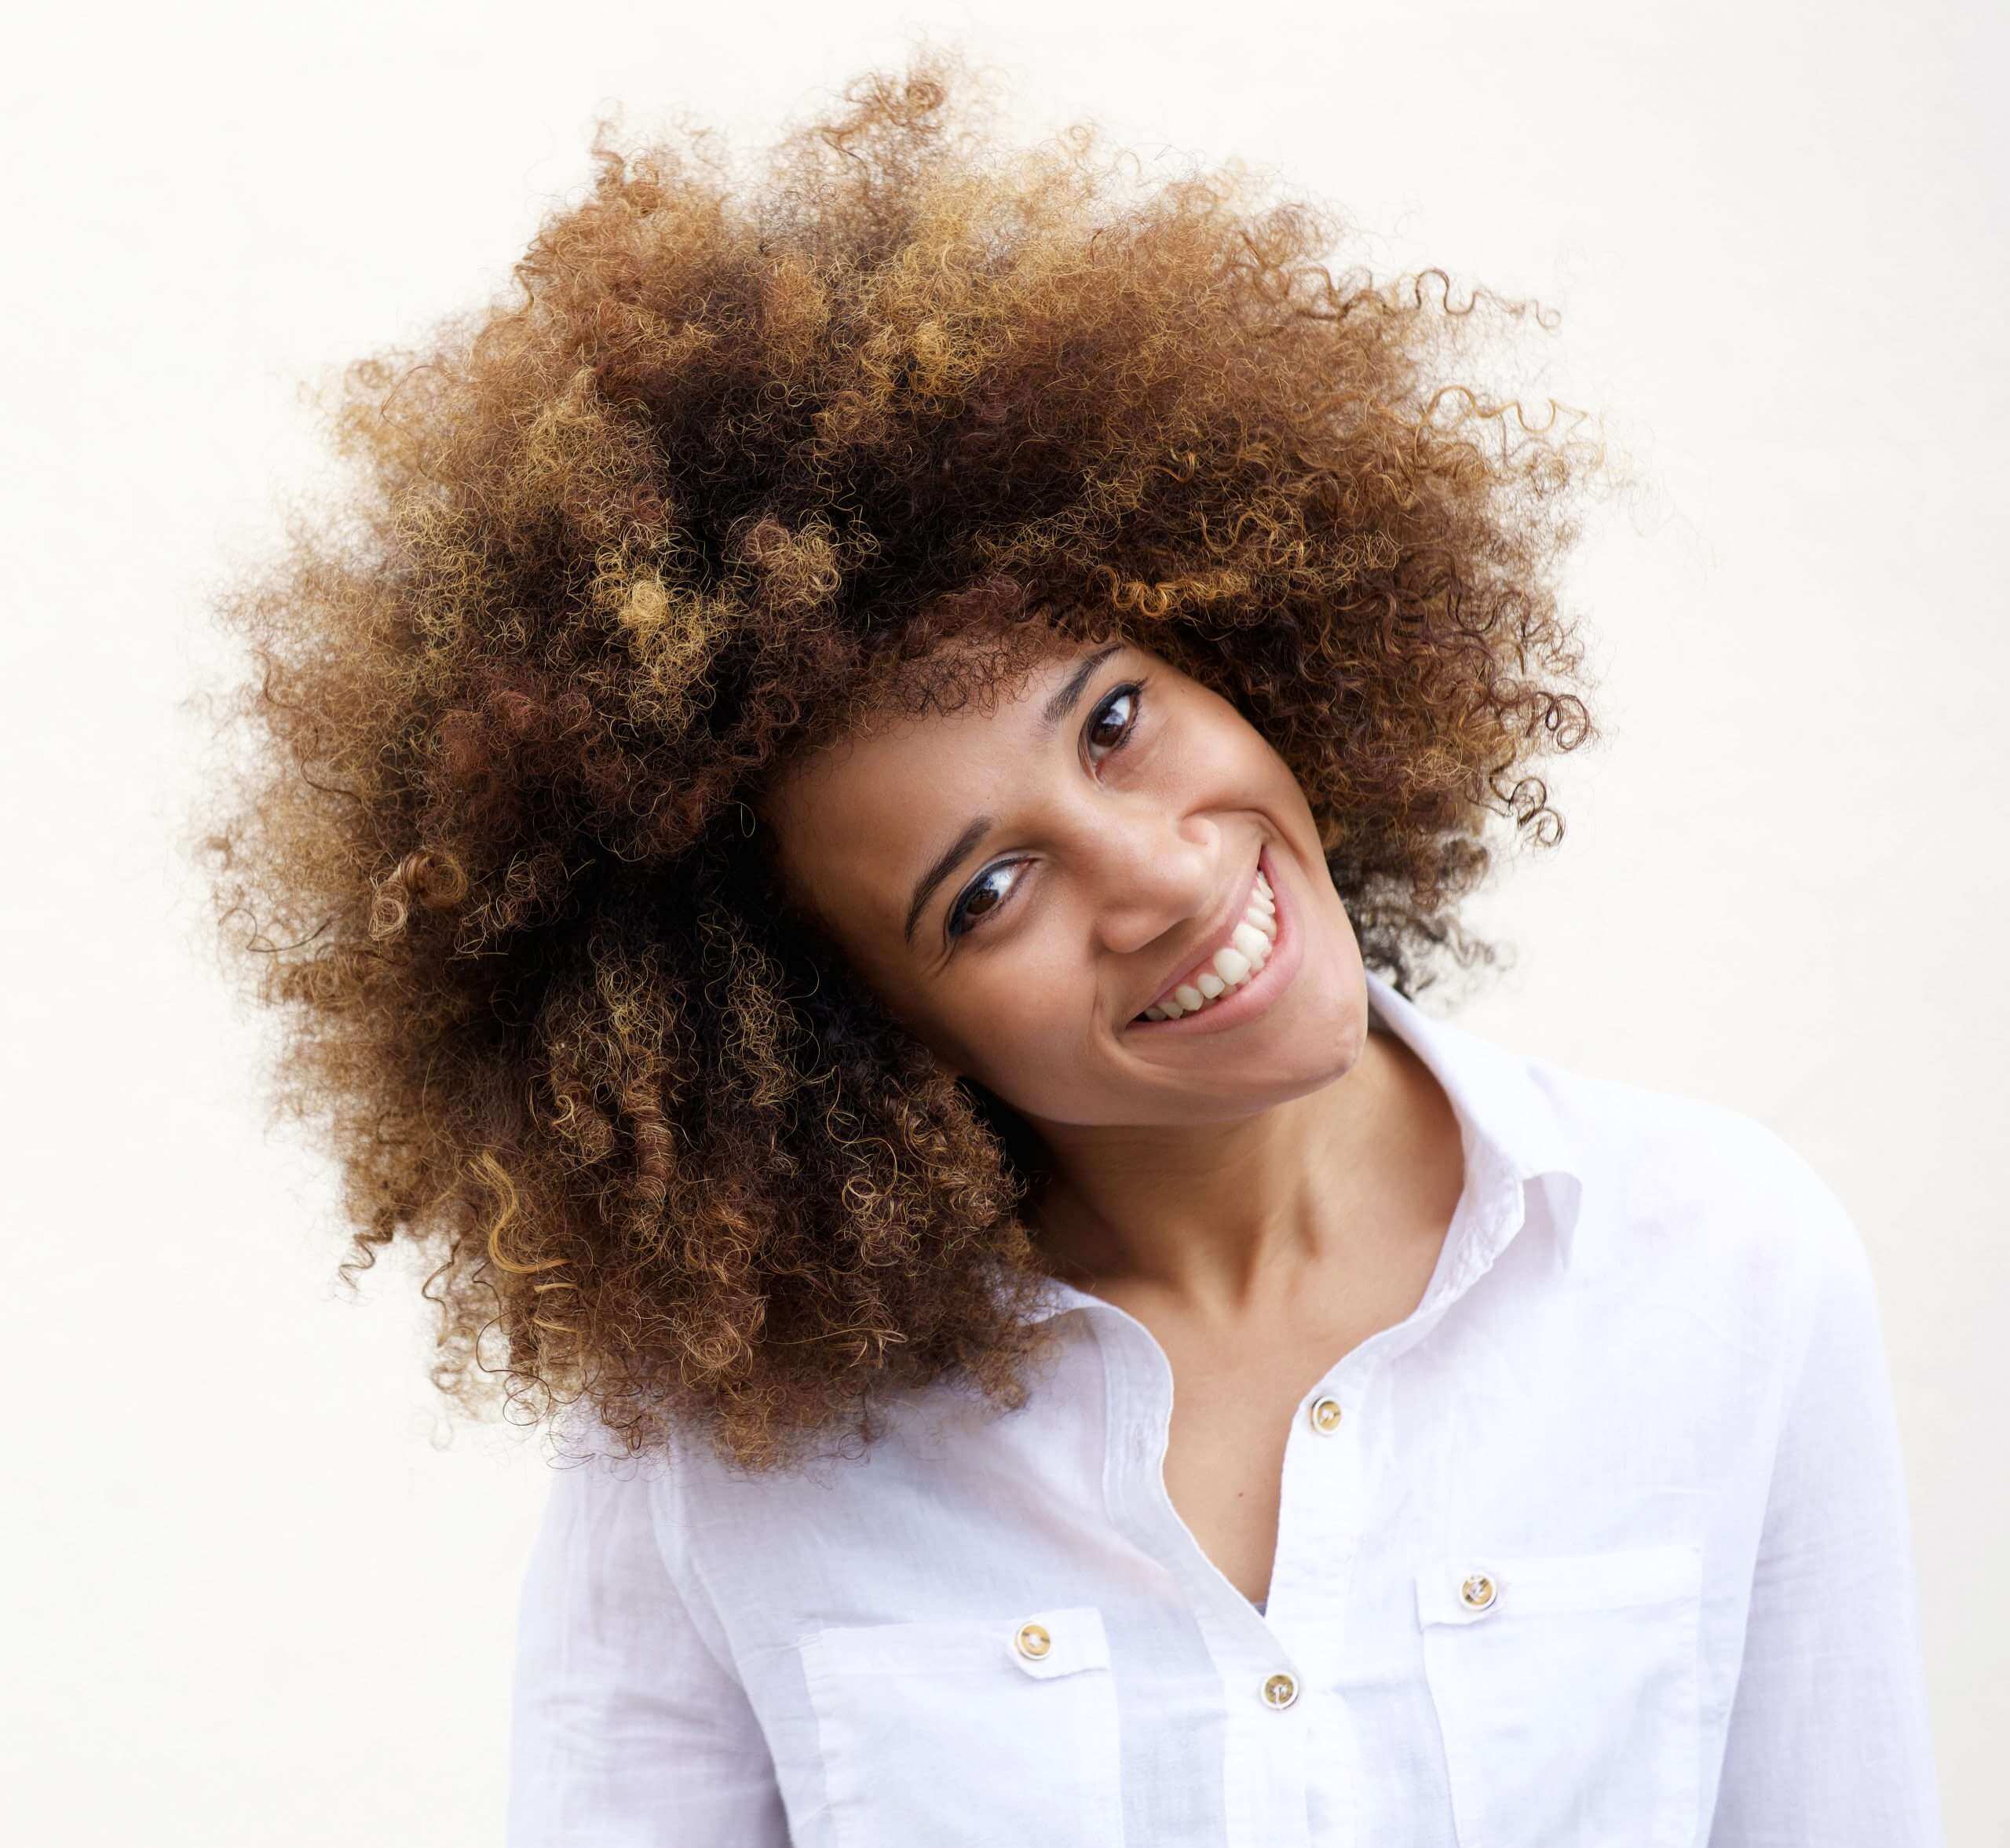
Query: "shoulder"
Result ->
[[532, 1411, 687, 1555], [1523, 1051, 1873, 1320]]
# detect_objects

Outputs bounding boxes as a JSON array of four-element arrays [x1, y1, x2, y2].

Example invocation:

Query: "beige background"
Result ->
[[3, 2, 2001, 1841]]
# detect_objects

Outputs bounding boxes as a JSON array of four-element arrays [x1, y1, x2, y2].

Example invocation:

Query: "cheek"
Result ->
[[1180, 699, 1292, 806], [937, 951, 1101, 1094]]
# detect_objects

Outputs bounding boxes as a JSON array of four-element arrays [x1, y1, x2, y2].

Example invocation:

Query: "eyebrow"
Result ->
[[901, 641, 1127, 947]]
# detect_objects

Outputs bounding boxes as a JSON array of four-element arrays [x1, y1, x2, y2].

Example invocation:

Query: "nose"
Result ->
[[1080, 813, 1222, 959]]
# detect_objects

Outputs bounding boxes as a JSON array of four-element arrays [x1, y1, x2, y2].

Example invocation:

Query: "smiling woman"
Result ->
[[189, 44, 1942, 1848], [756, 630, 1361, 1159]]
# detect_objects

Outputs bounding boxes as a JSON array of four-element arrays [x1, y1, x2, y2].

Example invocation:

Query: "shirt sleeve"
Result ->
[[505, 1433, 789, 1847], [1707, 1173, 1945, 1846]]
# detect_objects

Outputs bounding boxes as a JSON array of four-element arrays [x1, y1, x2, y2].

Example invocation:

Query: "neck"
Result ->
[[1026, 1020, 1459, 1321]]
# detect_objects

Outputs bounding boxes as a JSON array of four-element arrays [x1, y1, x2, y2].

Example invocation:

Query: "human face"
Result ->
[[758, 634, 1372, 1130]]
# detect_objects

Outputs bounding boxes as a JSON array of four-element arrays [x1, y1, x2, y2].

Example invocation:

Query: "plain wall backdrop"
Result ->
[[4, 2, 2002, 1841]]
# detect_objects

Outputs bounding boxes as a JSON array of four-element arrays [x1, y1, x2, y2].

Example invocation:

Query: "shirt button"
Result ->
[[1459, 1572, 1498, 1611], [1308, 1396, 1344, 1433], [1014, 1621, 1052, 1660], [1262, 1671, 1299, 1709]]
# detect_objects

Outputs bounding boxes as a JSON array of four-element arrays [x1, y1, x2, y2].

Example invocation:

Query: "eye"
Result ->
[[945, 677, 1149, 943], [1084, 681, 1142, 760], [945, 859, 1021, 939]]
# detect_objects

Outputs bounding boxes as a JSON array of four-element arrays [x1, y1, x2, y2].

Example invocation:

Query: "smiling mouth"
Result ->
[[1130, 850, 1278, 1024]]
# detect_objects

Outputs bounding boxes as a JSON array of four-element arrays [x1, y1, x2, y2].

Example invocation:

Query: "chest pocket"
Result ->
[[1415, 1541, 1703, 1848], [797, 1604, 1123, 1848]]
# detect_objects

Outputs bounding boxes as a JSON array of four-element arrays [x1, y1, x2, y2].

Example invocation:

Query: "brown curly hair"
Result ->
[[188, 48, 1605, 1474]]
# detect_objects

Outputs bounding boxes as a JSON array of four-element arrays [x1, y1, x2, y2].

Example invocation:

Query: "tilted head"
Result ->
[[758, 623, 1368, 1143]]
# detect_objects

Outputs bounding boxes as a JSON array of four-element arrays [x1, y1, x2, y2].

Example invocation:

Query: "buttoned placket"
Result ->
[[1083, 1137, 1535, 1848]]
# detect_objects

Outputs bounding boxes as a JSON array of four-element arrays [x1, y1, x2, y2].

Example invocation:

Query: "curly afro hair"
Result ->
[[191, 49, 1604, 1473]]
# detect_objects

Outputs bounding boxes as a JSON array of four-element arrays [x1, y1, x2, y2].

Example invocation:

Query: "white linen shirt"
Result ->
[[506, 967, 1944, 1846]]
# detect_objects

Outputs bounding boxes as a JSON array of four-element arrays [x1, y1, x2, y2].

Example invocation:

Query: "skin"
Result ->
[[759, 630, 1467, 1605]]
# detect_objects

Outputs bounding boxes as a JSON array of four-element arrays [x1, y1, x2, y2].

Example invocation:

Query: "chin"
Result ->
[[1188, 959, 1368, 1116], [1269, 944, 1371, 1088]]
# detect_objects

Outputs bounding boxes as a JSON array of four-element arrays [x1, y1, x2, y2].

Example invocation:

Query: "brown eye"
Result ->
[[946, 860, 1020, 939], [1086, 681, 1143, 758]]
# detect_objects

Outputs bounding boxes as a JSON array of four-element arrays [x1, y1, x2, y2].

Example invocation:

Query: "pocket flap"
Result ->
[[1003, 1605, 1111, 1680], [1416, 1540, 1703, 1626], [803, 1604, 1113, 1680]]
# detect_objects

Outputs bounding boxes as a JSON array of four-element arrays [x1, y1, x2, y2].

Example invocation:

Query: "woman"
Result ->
[[196, 52, 1941, 1847]]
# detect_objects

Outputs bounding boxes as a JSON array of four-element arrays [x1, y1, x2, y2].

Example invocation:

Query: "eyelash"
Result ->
[[945, 677, 1150, 944]]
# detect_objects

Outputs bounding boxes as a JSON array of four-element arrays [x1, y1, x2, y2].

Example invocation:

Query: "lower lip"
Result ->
[[1127, 844, 1302, 1039]]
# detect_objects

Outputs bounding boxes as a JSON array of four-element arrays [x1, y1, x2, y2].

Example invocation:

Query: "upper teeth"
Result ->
[[1138, 867, 1277, 1021]]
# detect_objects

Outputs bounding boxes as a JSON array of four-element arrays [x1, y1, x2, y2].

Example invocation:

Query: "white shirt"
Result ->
[[506, 968, 1944, 1846]]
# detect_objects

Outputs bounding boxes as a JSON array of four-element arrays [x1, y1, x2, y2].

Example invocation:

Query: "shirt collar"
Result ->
[[1019, 964, 1585, 1325]]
